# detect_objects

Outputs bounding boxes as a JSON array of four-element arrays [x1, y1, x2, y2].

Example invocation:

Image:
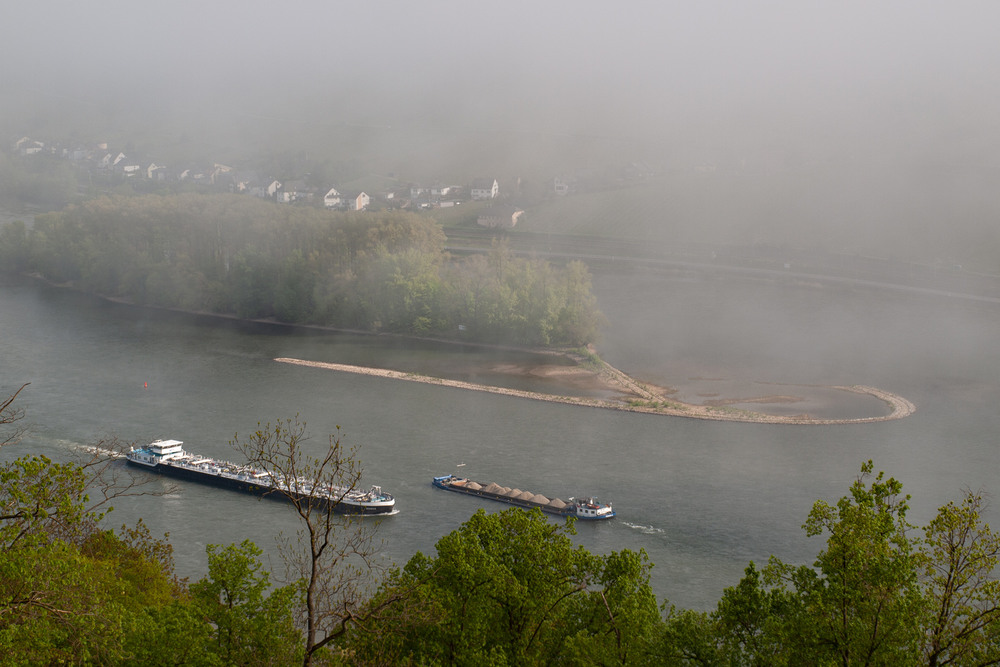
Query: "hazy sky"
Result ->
[[6, 1, 1000, 263], [7, 1, 1000, 141]]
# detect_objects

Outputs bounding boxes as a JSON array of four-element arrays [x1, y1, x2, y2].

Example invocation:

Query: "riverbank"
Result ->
[[275, 356, 915, 424]]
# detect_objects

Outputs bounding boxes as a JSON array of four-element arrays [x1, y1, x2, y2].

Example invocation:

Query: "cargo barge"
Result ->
[[127, 439, 396, 515], [432, 474, 614, 520]]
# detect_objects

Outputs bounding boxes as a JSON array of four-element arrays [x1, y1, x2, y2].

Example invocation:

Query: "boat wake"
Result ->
[[76, 444, 126, 459], [623, 521, 665, 536]]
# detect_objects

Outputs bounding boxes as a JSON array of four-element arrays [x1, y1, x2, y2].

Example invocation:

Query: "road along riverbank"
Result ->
[[275, 357, 915, 425]]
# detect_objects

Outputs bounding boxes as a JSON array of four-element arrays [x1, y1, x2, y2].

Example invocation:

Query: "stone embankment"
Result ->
[[275, 357, 915, 425]]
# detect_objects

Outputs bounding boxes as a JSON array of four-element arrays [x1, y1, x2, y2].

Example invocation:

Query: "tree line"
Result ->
[[0, 193, 603, 347], [3, 387, 1000, 665], [0, 152, 79, 209]]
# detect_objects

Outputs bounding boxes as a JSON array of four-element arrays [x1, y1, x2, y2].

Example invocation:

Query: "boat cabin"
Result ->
[[148, 439, 184, 456], [128, 439, 187, 466]]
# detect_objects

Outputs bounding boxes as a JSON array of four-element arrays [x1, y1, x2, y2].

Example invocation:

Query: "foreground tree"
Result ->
[[761, 461, 925, 665], [189, 540, 303, 665], [920, 490, 1000, 666], [0, 449, 181, 663], [0, 385, 185, 664], [710, 561, 795, 666], [230, 418, 392, 666], [701, 464, 1000, 667], [343, 507, 660, 665]]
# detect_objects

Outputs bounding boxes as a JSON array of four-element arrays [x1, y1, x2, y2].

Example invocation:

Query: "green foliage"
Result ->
[[560, 548, 664, 666], [326, 465, 1000, 666], [0, 454, 96, 550], [0, 386, 190, 665], [122, 538, 306, 667], [713, 461, 926, 666], [343, 508, 660, 665], [0, 448, 298, 665], [672, 463, 1000, 667], [920, 490, 1000, 666], [0, 468, 183, 664], [712, 562, 795, 666], [649, 606, 721, 666], [3, 193, 604, 346], [785, 461, 922, 663], [190, 540, 303, 666], [439, 241, 603, 346], [122, 599, 222, 667]]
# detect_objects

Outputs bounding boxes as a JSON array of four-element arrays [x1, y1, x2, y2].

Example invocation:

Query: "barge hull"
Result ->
[[127, 459, 393, 516], [432, 475, 615, 520], [434, 479, 571, 516]]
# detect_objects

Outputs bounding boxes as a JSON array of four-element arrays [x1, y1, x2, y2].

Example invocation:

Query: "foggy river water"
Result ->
[[3, 269, 1000, 610]]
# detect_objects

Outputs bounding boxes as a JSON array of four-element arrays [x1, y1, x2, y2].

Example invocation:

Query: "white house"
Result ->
[[355, 192, 370, 211], [113, 154, 141, 177], [15, 136, 46, 155], [324, 187, 343, 208]]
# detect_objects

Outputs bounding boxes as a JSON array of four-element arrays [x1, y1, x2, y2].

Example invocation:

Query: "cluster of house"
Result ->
[[13, 135, 525, 226]]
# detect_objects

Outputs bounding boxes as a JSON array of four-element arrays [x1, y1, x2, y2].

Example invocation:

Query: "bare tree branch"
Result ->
[[0, 383, 30, 448], [230, 417, 392, 667]]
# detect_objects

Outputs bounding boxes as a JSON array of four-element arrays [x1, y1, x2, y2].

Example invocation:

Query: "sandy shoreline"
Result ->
[[275, 357, 915, 425]]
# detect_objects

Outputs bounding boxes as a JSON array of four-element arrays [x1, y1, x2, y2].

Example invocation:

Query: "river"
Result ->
[[2, 266, 999, 611]]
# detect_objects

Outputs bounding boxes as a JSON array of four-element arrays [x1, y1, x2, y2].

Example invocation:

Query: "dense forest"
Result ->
[[0, 193, 603, 347], [2, 385, 1000, 666]]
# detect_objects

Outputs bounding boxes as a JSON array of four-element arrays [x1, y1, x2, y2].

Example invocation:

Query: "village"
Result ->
[[10, 134, 575, 230]]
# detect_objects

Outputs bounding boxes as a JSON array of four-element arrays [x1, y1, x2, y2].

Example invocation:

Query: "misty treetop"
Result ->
[[7, 193, 603, 346]]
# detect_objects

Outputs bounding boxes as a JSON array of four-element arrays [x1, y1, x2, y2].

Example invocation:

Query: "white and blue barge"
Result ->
[[127, 439, 395, 515]]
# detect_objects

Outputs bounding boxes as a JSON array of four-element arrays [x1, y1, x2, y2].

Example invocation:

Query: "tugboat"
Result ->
[[127, 439, 396, 515], [432, 474, 614, 520]]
